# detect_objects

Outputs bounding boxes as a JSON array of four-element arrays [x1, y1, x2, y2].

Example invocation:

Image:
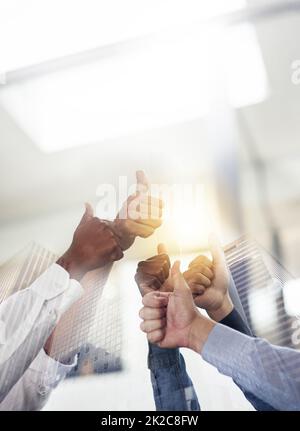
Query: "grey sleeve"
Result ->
[[202, 324, 300, 411]]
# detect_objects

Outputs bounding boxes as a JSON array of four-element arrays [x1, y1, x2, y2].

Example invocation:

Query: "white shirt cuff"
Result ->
[[55, 278, 84, 318], [30, 263, 71, 300], [30, 263, 84, 318], [29, 349, 77, 389]]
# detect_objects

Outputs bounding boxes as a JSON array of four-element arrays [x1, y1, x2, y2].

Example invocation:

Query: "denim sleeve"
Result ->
[[147, 343, 200, 411]]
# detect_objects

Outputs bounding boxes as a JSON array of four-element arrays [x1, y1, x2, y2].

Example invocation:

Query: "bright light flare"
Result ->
[[161, 184, 219, 252]]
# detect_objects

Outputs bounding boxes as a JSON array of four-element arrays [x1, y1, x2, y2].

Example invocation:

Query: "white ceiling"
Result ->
[[0, 2, 299, 230]]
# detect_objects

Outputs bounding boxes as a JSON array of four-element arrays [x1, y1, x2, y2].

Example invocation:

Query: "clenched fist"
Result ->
[[135, 244, 172, 296]]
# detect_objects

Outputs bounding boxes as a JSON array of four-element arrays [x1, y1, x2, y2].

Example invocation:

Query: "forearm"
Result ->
[[148, 343, 200, 411]]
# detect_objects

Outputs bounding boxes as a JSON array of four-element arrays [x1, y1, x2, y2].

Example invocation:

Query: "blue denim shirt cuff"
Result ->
[[147, 343, 180, 369]]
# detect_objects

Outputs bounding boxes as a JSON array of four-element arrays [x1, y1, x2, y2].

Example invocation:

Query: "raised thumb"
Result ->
[[157, 243, 168, 255], [136, 170, 149, 193], [171, 261, 190, 294], [209, 233, 225, 266], [79, 202, 94, 225]]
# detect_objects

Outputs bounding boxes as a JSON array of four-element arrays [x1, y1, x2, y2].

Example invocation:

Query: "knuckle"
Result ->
[[151, 254, 160, 262], [114, 243, 121, 253], [204, 256, 213, 265], [198, 276, 207, 285], [143, 229, 154, 238], [195, 272, 204, 281], [93, 217, 102, 227], [147, 332, 155, 343], [135, 273, 145, 286], [189, 277, 197, 285], [153, 267, 161, 277], [159, 253, 167, 260], [117, 250, 124, 260], [157, 308, 163, 318], [110, 237, 118, 248], [142, 294, 150, 306], [123, 219, 131, 229], [108, 229, 114, 238], [153, 218, 162, 227], [184, 270, 192, 280], [197, 264, 205, 272]]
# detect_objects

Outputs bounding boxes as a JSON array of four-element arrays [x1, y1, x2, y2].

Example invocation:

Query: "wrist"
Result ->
[[207, 296, 233, 322], [56, 250, 85, 281], [188, 315, 215, 353], [111, 218, 135, 251]]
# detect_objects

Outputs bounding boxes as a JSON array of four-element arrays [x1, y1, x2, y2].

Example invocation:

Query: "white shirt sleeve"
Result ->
[[0, 263, 84, 405], [0, 349, 76, 411]]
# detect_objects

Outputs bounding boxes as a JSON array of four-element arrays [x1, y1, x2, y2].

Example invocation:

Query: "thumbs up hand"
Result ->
[[184, 234, 233, 321], [135, 243, 172, 296], [139, 262, 215, 352], [136, 234, 233, 322], [110, 170, 163, 251], [57, 203, 123, 281]]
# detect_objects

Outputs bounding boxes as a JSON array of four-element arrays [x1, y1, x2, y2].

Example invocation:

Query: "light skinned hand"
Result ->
[[110, 170, 163, 251], [183, 234, 233, 321], [135, 236, 233, 321], [139, 261, 215, 352]]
